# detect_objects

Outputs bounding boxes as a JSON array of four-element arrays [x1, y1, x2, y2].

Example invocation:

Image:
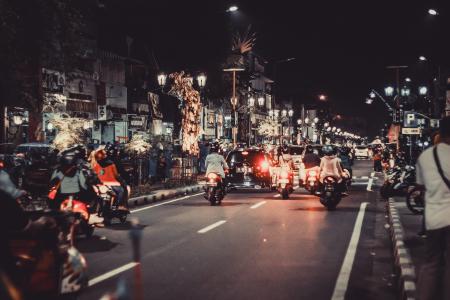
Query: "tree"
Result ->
[[0, 0, 95, 142]]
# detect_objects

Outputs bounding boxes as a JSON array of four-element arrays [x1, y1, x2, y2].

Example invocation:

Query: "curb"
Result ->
[[386, 197, 417, 300], [127, 184, 203, 207]]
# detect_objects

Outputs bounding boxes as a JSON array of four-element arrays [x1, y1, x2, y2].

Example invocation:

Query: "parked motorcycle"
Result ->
[[6, 210, 88, 299], [406, 185, 424, 215], [94, 184, 130, 225], [277, 168, 294, 199], [205, 172, 224, 206], [380, 165, 416, 199], [319, 176, 342, 210]]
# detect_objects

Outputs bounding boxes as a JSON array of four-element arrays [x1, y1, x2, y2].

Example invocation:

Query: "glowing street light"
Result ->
[[419, 86, 428, 95], [405, 77, 412, 82], [369, 92, 376, 99], [288, 109, 294, 117], [324, 122, 330, 128], [304, 117, 310, 124], [419, 56, 427, 61], [297, 119, 302, 125], [227, 5, 239, 12], [282, 109, 287, 117], [401, 86, 411, 96], [248, 96, 255, 107], [428, 8, 438, 16], [196, 73, 207, 88], [313, 117, 319, 123], [384, 86, 394, 97], [365, 98, 374, 105], [257, 96, 265, 107], [157, 72, 167, 87], [318, 94, 327, 101]]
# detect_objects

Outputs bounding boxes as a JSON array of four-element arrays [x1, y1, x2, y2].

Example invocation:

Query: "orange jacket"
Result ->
[[93, 162, 121, 186]]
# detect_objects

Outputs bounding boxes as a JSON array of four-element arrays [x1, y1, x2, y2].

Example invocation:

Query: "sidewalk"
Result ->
[[387, 196, 426, 299], [127, 184, 203, 208]]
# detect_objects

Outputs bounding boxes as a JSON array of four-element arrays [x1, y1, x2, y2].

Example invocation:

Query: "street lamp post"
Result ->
[[288, 109, 294, 143], [224, 67, 245, 145], [196, 73, 207, 140]]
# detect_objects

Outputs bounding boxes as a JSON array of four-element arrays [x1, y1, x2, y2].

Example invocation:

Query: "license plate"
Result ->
[[325, 186, 334, 191], [279, 179, 289, 183], [245, 167, 252, 173], [207, 182, 218, 186], [237, 168, 244, 173]]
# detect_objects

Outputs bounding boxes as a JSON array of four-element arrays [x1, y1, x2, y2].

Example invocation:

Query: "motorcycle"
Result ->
[[60, 195, 95, 239], [94, 184, 130, 225], [380, 165, 415, 199], [6, 210, 88, 299], [319, 176, 342, 210], [406, 185, 424, 215], [277, 168, 293, 199], [205, 172, 224, 206], [304, 167, 320, 195]]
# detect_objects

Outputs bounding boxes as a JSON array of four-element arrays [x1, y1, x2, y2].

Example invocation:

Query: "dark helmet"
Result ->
[[60, 152, 77, 167], [209, 142, 220, 153], [305, 145, 314, 154], [322, 144, 335, 156]]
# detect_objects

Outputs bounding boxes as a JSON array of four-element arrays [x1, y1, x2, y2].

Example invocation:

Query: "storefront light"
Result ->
[[12, 115, 24, 125]]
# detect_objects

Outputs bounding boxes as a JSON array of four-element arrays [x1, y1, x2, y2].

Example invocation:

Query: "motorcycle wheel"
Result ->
[[281, 188, 289, 199], [406, 188, 424, 215], [86, 225, 94, 239], [119, 215, 128, 224]]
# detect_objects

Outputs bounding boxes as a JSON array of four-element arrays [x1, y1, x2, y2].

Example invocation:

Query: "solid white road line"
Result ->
[[273, 194, 281, 198], [88, 262, 138, 287], [370, 172, 375, 177], [360, 176, 369, 180], [250, 201, 267, 209], [331, 202, 369, 300], [131, 192, 204, 214], [197, 220, 227, 234]]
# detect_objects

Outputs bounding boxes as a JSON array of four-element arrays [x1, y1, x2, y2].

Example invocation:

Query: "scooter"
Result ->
[[60, 195, 95, 238], [94, 184, 130, 225], [205, 172, 224, 206], [6, 210, 88, 299], [277, 168, 294, 199], [319, 176, 343, 210]]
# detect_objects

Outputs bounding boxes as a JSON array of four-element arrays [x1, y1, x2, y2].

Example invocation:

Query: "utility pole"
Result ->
[[224, 67, 245, 146]]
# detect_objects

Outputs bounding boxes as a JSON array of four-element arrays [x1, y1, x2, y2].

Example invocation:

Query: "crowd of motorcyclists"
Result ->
[[0, 143, 134, 299]]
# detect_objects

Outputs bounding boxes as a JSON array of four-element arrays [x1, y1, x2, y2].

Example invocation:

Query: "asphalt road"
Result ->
[[78, 160, 396, 300]]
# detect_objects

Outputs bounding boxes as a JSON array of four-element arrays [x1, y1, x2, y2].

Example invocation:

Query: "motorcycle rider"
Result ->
[[319, 145, 348, 195], [205, 142, 229, 193], [91, 149, 128, 210], [303, 145, 321, 169], [49, 149, 89, 209], [338, 146, 353, 179]]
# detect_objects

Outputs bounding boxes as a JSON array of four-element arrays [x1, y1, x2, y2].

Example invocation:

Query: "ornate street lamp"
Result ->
[[313, 117, 319, 123], [297, 119, 302, 125], [324, 122, 330, 128], [282, 109, 287, 117], [269, 110, 274, 117], [401, 86, 411, 96], [274, 109, 280, 118], [304, 117, 309, 124], [157, 73, 167, 87], [196, 73, 207, 88], [288, 109, 294, 117], [12, 115, 24, 126]]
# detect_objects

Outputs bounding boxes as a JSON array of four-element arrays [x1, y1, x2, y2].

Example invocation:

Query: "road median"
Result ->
[[127, 184, 203, 207]]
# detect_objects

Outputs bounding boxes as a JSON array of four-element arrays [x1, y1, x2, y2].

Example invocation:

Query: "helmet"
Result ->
[[60, 152, 77, 167], [322, 145, 335, 156], [305, 145, 314, 154], [209, 142, 220, 153], [94, 149, 107, 162]]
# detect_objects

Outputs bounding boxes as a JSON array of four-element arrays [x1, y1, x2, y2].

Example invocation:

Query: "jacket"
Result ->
[[205, 153, 229, 178]]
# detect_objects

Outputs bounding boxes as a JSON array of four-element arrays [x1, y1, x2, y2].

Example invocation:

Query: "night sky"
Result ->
[[100, 0, 449, 137]]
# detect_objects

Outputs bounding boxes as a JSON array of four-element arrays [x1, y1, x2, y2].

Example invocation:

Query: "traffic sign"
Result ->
[[402, 127, 421, 135]]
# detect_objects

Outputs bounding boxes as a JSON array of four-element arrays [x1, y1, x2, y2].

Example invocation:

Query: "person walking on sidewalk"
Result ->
[[416, 116, 450, 300]]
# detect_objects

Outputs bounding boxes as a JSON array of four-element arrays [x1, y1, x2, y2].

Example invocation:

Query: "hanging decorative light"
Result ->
[[157, 73, 167, 87], [257, 96, 265, 107]]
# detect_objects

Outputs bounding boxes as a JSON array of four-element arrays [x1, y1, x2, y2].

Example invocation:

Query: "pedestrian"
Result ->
[[148, 145, 158, 184], [373, 150, 382, 172], [416, 116, 450, 300]]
